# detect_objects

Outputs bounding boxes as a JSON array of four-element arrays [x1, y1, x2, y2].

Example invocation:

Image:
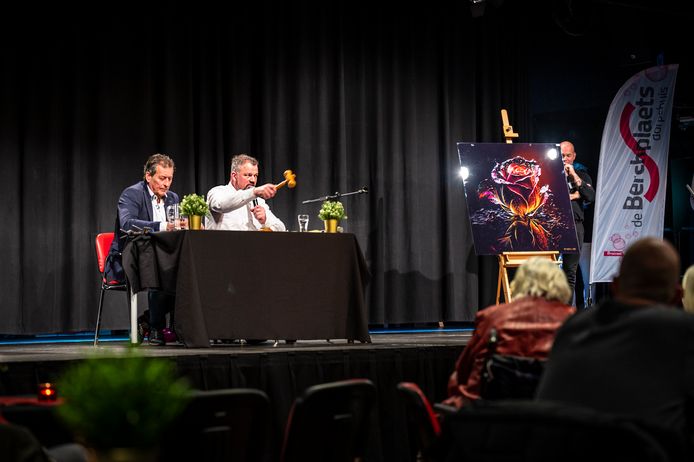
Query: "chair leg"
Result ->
[[128, 285, 139, 344], [94, 287, 106, 346]]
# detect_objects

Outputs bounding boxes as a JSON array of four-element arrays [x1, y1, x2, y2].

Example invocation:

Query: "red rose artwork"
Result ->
[[478, 156, 551, 249], [458, 143, 578, 255]]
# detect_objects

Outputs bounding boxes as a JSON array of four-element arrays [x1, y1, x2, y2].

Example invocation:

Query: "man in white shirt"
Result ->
[[206, 154, 286, 231]]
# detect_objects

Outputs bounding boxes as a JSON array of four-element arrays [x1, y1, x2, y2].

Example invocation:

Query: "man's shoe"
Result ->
[[148, 328, 166, 346], [137, 314, 150, 344], [162, 327, 178, 344]]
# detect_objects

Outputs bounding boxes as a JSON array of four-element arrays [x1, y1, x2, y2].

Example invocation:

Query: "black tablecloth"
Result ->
[[123, 231, 371, 347]]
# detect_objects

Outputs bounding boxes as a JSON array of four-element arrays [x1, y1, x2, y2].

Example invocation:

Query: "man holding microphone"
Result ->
[[561, 140, 595, 304]]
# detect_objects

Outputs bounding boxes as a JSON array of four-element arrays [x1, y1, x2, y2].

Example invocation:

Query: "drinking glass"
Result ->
[[297, 214, 309, 232], [167, 204, 181, 230]]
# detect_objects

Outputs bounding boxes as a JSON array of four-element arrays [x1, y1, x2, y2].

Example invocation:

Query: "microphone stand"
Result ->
[[302, 187, 369, 204]]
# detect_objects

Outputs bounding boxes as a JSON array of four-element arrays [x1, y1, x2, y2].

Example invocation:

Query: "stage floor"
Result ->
[[0, 330, 472, 363]]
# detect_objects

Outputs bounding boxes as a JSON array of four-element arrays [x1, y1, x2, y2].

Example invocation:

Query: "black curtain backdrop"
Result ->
[[23, 0, 694, 335], [2, 2, 534, 335]]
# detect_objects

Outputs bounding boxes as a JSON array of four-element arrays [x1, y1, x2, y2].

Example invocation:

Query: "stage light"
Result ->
[[459, 166, 470, 181], [546, 148, 558, 160], [38, 382, 57, 402]]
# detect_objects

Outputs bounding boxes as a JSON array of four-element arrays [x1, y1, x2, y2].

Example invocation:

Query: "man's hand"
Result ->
[[253, 183, 277, 200], [564, 164, 582, 187], [251, 205, 267, 225]]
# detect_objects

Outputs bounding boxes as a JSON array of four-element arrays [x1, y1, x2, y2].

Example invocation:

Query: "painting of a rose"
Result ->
[[458, 143, 578, 255]]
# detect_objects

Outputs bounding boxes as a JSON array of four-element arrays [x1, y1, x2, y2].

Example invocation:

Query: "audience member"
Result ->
[[536, 237, 691, 453], [442, 257, 575, 409]]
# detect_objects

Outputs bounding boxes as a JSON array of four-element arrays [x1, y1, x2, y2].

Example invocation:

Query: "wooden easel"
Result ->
[[496, 251, 560, 304], [495, 109, 558, 304], [501, 109, 518, 144]]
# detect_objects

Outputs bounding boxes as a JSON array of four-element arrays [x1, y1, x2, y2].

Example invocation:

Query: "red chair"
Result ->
[[396, 382, 442, 462], [93, 232, 133, 346]]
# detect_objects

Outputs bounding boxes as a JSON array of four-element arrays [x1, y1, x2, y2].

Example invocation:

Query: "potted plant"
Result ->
[[56, 350, 191, 461], [179, 193, 209, 230], [318, 200, 347, 233]]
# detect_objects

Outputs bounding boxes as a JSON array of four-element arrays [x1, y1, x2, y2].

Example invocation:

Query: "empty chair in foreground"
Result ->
[[280, 378, 377, 462], [396, 382, 441, 462], [160, 388, 274, 462]]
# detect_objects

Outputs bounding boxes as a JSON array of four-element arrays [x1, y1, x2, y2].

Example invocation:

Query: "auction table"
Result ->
[[123, 231, 371, 347]]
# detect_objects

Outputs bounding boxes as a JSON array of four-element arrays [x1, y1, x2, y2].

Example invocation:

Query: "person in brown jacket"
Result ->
[[443, 257, 575, 409]]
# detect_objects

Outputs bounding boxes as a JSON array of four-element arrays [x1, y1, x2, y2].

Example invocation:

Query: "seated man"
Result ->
[[536, 237, 691, 454], [443, 257, 575, 409], [206, 153, 286, 231], [104, 153, 184, 346]]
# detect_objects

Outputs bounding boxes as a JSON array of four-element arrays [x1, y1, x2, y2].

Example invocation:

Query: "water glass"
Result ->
[[297, 214, 309, 232], [167, 204, 181, 230]]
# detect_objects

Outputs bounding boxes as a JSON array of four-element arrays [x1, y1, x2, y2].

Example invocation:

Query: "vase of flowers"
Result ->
[[179, 193, 209, 230], [318, 200, 347, 233]]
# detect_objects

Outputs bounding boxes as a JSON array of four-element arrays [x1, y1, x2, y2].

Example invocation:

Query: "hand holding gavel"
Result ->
[[275, 169, 296, 190], [252, 170, 296, 200]]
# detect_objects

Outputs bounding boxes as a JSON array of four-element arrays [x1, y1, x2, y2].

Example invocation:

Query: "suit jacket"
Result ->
[[536, 300, 694, 437], [104, 181, 179, 283]]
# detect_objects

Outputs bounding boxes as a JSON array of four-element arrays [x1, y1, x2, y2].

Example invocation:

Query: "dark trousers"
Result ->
[[148, 290, 175, 330], [562, 221, 585, 297]]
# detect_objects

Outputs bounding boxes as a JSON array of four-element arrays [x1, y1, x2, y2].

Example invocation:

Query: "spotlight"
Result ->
[[546, 148, 558, 160], [459, 166, 470, 182]]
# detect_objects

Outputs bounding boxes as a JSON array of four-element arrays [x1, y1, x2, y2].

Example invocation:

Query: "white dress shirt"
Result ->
[[147, 185, 167, 231], [206, 183, 286, 231]]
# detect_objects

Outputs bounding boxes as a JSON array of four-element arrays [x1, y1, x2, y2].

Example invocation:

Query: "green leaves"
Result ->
[[56, 350, 191, 449], [318, 200, 347, 220], [180, 193, 209, 216]]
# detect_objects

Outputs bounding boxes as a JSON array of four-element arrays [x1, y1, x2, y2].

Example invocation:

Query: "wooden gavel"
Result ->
[[275, 169, 297, 190]]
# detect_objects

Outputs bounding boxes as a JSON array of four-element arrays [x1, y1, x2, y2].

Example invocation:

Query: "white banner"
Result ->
[[590, 64, 678, 283]]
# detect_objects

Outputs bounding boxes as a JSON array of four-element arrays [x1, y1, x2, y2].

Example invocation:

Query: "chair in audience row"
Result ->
[[163, 378, 377, 462], [396, 381, 683, 462]]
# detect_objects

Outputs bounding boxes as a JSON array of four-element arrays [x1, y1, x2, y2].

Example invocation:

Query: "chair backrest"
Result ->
[[160, 388, 273, 462], [95, 232, 115, 274], [0, 405, 75, 449], [437, 400, 672, 462], [396, 382, 441, 462], [281, 378, 377, 462], [479, 327, 546, 400]]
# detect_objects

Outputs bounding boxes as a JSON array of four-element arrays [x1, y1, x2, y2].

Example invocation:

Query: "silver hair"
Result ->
[[510, 257, 572, 304], [683, 265, 694, 313], [230, 154, 259, 173]]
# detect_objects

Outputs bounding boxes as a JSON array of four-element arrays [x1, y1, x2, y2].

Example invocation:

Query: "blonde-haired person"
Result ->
[[683, 265, 694, 313], [443, 257, 576, 409]]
